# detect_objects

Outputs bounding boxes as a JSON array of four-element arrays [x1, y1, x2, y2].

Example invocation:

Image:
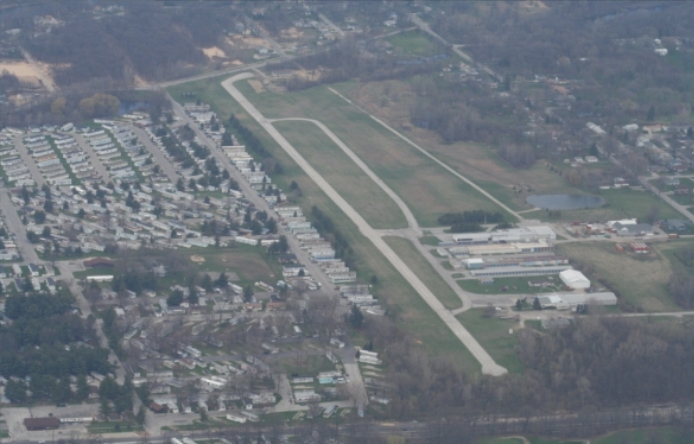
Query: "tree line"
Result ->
[[0, 292, 111, 383]]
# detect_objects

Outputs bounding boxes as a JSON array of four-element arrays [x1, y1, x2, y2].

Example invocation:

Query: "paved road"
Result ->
[[327, 87, 523, 222], [132, 126, 179, 183], [270, 117, 420, 233], [221, 73, 507, 376], [409, 14, 499, 81], [640, 175, 694, 224], [73, 133, 111, 182], [318, 13, 345, 38], [12, 135, 45, 187], [337, 346, 369, 408], [166, 93, 337, 295], [0, 187, 40, 264], [60, 261, 127, 384]]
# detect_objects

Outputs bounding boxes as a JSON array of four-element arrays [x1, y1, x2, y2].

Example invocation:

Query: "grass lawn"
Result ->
[[0, 430, 8, 439], [226, 78, 514, 227], [387, 30, 445, 57], [73, 268, 113, 279], [185, 244, 283, 288], [457, 276, 564, 295], [87, 421, 143, 434], [456, 308, 524, 374], [476, 426, 694, 444], [419, 236, 441, 246], [557, 241, 688, 312], [383, 236, 462, 310], [540, 187, 682, 223], [272, 120, 407, 229], [168, 75, 482, 374], [271, 354, 335, 377]]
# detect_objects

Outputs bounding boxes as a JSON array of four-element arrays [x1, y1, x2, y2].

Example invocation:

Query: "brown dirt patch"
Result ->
[[281, 27, 303, 39], [190, 254, 205, 263], [202, 46, 227, 59], [248, 79, 265, 93]]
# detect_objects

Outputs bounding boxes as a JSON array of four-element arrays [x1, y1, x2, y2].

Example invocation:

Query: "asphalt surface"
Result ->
[[72, 133, 111, 182], [131, 126, 180, 183], [221, 73, 507, 376], [12, 135, 45, 187]]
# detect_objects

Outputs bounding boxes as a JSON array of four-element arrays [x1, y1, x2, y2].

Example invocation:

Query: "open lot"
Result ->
[[272, 120, 407, 229], [383, 236, 462, 310], [187, 244, 282, 287], [168, 76, 483, 374], [227, 79, 513, 227], [456, 308, 524, 374], [387, 30, 446, 57], [557, 241, 688, 312]]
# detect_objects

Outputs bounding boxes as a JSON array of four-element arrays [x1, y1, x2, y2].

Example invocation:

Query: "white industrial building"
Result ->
[[536, 292, 617, 310], [452, 226, 556, 245], [559, 269, 591, 289]]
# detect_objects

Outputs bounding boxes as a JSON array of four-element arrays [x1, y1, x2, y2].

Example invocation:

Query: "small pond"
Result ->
[[526, 194, 605, 210]]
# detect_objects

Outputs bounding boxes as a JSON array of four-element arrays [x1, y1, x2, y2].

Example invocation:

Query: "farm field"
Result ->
[[228, 78, 513, 227], [168, 76, 482, 374], [383, 236, 462, 310], [456, 308, 524, 374], [272, 119, 407, 229], [557, 241, 687, 312]]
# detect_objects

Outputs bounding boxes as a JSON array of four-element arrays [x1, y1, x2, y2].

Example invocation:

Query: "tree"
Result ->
[[42, 226, 52, 238], [5, 379, 27, 403], [43, 200, 54, 212], [647, 105, 656, 122], [349, 305, 363, 328], [533, 297, 542, 310], [77, 375, 90, 400], [215, 272, 228, 288], [516, 299, 523, 311], [34, 210, 46, 224], [136, 405, 146, 426], [243, 284, 254, 302], [167, 289, 184, 307]]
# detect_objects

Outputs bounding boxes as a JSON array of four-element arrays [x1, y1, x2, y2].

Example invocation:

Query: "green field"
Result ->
[[557, 241, 687, 312], [457, 276, 564, 295], [384, 236, 462, 310], [272, 120, 407, 229], [224, 78, 514, 227], [168, 76, 483, 373], [476, 426, 694, 444], [456, 308, 524, 374], [387, 30, 445, 57]]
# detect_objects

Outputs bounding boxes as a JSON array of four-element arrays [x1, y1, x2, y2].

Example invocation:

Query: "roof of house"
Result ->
[[24, 417, 60, 430]]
